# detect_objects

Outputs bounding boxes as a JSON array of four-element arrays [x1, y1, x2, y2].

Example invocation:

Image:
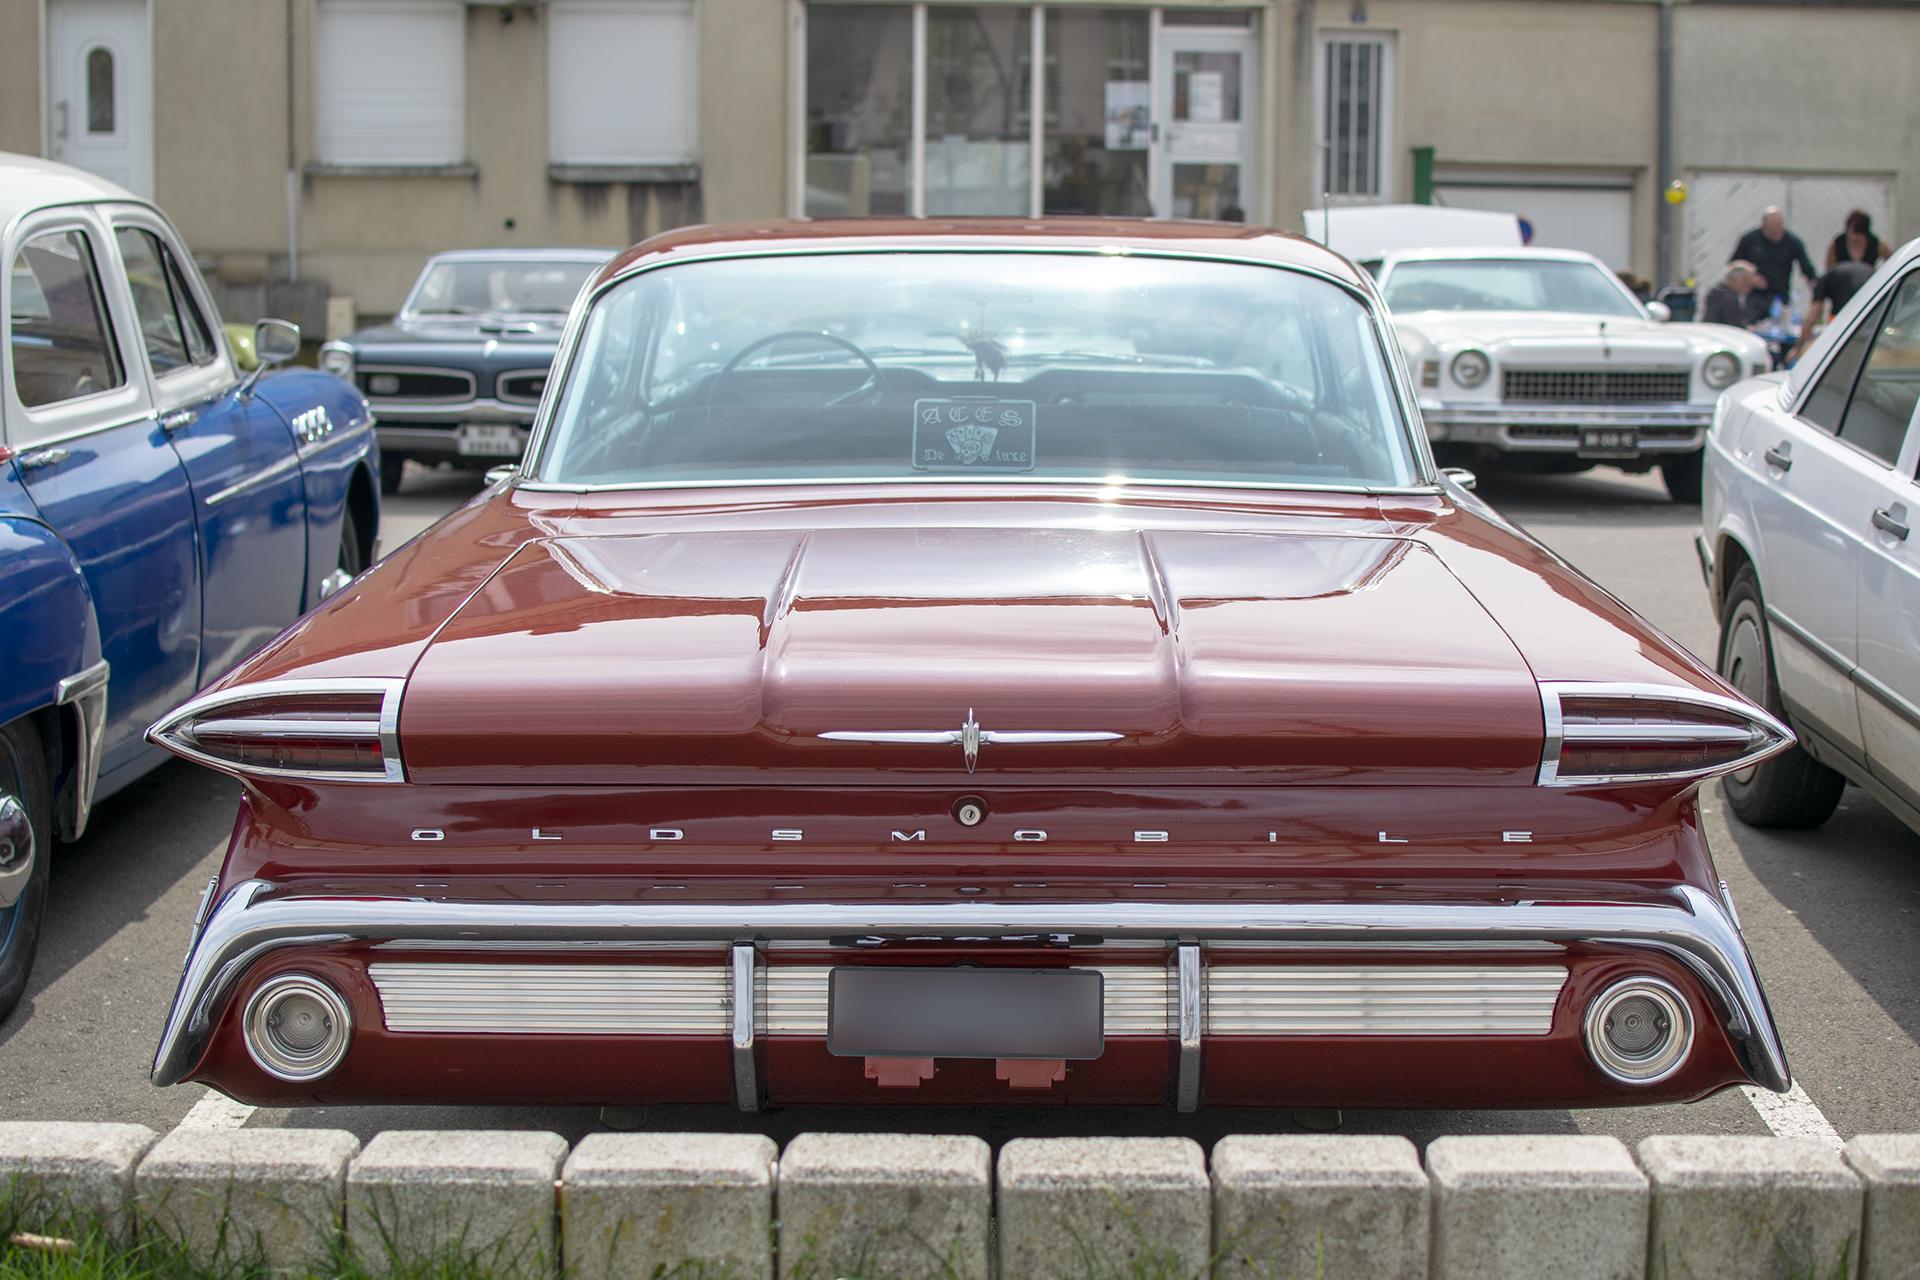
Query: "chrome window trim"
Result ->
[[356, 365, 477, 404], [151, 881, 1789, 1093], [518, 244, 1434, 494], [1535, 680, 1795, 787], [146, 677, 406, 784]]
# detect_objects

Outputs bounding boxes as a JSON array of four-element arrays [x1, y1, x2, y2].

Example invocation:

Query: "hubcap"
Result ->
[[1722, 606, 1767, 786], [0, 794, 35, 910]]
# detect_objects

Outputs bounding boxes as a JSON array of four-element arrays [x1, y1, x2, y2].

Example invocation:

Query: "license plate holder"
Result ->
[[827, 966, 1104, 1059], [455, 424, 527, 457], [1577, 427, 1639, 457]]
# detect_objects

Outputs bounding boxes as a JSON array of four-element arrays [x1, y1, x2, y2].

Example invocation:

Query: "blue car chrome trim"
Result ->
[[55, 659, 109, 839], [150, 881, 1790, 1092]]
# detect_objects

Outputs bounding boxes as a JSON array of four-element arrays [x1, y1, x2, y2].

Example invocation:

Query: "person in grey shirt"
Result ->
[[1701, 261, 1765, 329]]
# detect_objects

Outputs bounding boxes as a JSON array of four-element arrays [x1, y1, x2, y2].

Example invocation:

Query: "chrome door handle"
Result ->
[[160, 411, 196, 434], [1873, 507, 1910, 540], [17, 448, 71, 470], [1763, 444, 1793, 471]]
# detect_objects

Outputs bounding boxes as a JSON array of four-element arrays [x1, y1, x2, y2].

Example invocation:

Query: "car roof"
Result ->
[[596, 218, 1373, 290], [0, 150, 147, 229], [424, 247, 620, 264], [1379, 245, 1610, 269]]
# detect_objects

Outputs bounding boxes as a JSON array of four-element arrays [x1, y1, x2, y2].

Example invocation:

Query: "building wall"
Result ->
[[0, 0, 40, 155], [1675, 2, 1920, 250], [1300, 0, 1660, 276], [700, 0, 789, 222]]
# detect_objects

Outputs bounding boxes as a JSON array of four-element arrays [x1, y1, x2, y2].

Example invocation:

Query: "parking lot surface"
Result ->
[[3, 462, 1914, 1145]]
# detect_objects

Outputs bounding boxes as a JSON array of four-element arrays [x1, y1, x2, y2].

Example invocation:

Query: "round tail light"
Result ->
[[1584, 976, 1692, 1085], [244, 974, 353, 1082]]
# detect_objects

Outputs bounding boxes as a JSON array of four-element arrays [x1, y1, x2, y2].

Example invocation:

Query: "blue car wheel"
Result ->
[[0, 719, 51, 1021]]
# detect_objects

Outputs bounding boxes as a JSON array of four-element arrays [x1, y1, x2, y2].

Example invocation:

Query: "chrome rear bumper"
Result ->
[[152, 882, 1789, 1096]]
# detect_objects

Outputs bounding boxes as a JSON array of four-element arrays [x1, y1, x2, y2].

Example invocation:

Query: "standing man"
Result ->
[[1732, 207, 1818, 314]]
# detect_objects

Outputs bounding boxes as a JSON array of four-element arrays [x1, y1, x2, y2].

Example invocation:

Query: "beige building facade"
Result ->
[[1, 0, 1913, 321]]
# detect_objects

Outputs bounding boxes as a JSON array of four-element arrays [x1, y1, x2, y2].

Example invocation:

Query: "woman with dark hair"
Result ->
[[1827, 209, 1889, 268]]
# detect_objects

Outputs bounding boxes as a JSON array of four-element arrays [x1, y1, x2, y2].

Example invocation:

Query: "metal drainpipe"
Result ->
[[286, 0, 299, 282], [1656, 0, 1673, 288]]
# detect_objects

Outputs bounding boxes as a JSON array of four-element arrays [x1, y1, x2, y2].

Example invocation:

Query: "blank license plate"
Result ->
[[456, 424, 526, 456], [1578, 427, 1638, 456], [827, 967, 1104, 1059]]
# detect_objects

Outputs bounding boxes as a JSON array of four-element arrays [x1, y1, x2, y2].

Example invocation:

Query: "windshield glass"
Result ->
[[1382, 258, 1643, 318], [534, 252, 1419, 490], [405, 259, 603, 316]]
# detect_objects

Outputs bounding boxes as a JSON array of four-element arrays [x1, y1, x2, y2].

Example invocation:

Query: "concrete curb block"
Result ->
[[2, 1125, 1915, 1278]]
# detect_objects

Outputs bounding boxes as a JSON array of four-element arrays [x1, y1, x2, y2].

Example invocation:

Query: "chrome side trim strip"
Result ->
[[205, 450, 302, 508], [730, 943, 763, 1113], [1175, 944, 1204, 1113], [1764, 605, 1854, 677], [151, 885, 1789, 1091], [55, 659, 109, 839]]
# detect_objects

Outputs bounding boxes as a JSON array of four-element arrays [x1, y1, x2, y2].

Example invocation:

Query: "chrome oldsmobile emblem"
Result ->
[[820, 709, 1122, 773]]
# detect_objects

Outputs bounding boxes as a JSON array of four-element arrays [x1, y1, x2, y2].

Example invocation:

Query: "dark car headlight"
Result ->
[[1702, 352, 1741, 390], [1450, 349, 1491, 389]]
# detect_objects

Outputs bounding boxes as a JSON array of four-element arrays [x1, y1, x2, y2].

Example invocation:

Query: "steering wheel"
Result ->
[[712, 330, 885, 406]]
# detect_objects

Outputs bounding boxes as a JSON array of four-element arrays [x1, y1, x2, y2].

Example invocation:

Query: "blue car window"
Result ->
[[10, 229, 126, 407], [115, 228, 215, 374]]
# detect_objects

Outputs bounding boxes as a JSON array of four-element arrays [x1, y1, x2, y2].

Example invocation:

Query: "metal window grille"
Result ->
[[1322, 39, 1384, 197]]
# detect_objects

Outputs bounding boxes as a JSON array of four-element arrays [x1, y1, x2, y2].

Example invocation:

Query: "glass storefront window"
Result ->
[[1043, 8, 1149, 216], [806, 5, 912, 217], [804, 4, 1256, 222], [924, 7, 1032, 215]]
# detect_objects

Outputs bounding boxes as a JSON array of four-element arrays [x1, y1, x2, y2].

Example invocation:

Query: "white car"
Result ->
[[1700, 236, 1917, 830], [1380, 247, 1771, 502]]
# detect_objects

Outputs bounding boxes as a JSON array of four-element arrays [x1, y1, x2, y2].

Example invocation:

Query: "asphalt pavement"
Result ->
[[3, 461, 1914, 1147]]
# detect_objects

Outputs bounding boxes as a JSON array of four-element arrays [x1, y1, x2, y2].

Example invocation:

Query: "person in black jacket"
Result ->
[[1732, 207, 1818, 312], [1701, 261, 1765, 329]]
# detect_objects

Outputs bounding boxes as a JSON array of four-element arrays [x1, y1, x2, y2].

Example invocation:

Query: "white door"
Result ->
[[1154, 24, 1258, 222], [47, 0, 153, 198]]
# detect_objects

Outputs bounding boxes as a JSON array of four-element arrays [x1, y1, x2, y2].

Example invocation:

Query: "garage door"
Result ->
[[1684, 171, 1894, 289], [1435, 179, 1635, 270]]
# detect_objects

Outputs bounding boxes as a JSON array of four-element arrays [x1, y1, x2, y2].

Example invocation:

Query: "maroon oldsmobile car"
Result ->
[[149, 219, 1795, 1113]]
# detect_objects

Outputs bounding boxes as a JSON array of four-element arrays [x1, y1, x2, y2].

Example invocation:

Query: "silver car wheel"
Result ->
[[1720, 598, 1767, 787], [0, 794, 32, 910]]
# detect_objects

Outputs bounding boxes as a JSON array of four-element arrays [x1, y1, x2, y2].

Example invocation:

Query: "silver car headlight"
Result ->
[[1702, 351, 1741, 390], [318, 344, 355, 382], [1450, 349, 1491, 389]]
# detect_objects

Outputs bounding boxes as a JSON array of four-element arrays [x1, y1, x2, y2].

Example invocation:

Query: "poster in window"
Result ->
[[1104, 82, 1150, 151], [1187, 72, 1224, 123]]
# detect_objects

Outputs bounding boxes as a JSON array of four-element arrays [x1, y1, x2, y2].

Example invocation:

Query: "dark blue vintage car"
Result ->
[[319, 248, 612, 493], [0, 153, 378, 1017]]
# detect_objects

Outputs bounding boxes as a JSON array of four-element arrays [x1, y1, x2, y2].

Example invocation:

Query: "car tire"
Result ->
[[338, 504, 366, 580], [1661, 451, 1704, 504], [380, 453, 406, 496], [1718, 567, 1846, 827], [0, 718, 53, 1022]]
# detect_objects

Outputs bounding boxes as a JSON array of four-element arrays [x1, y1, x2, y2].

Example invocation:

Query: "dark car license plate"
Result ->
[[1578, 427, 1639, 456], [827, 966, 1104, 1059]]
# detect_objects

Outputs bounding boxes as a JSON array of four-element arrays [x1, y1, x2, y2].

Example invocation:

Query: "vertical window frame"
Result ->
[[1315, 30, 1394, 205]]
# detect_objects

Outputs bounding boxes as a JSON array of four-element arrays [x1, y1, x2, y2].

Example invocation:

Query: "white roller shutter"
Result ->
[[315, 0, 465, 166], [1440, 185, 1635, 270], [1684, 171, 1894, 287], [549, 0, 697, 167]]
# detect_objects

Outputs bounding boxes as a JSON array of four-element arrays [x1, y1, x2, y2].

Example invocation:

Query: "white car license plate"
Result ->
[[456, 424, 526, 457], [1578, 427, 1638, 456]]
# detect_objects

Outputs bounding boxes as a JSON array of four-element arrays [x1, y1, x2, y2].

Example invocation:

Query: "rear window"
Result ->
[[534, 252, 1420, 491]]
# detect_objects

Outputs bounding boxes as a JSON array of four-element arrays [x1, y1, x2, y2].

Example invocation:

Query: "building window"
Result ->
[[1318, 34, 1391, 202], [86, 47, 115, 134], [314, 0, 465, 166], [549, 0, 697, 169]]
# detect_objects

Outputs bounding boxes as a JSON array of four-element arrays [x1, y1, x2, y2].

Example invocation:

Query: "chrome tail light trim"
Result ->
[[153, 884, 1788, 1093], [147, 678, 406, 784], [1537, 680, 1794, 787]]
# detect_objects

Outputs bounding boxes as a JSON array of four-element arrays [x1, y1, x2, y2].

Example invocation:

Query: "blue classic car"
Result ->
[[0, 153, 378, 1017], [319, 248, 612, 493]]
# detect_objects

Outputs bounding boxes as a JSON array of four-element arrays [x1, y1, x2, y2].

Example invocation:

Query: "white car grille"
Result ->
[[1504, 369, 1691, 403]]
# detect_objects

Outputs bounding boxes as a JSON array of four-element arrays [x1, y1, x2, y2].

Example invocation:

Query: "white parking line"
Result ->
[[1742, 1081, 1844, 1149], [173, 1089, 256, 1131]]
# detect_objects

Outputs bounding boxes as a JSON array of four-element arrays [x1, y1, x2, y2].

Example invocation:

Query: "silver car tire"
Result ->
[[1718, 567, 1846, 828]]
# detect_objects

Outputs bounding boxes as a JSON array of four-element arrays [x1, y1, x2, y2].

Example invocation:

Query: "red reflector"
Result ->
[[187, 728, 385, 774]]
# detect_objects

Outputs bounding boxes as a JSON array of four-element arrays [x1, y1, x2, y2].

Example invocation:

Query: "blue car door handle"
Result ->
[[161, 411, 197, 435], [17, 448, 71, 470]]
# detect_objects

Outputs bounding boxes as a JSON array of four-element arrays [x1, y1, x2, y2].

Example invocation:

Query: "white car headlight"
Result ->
[[318, 344, 355, 381], [1450, 349, 1491, 389], [1702, 351, 1741, 390]]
